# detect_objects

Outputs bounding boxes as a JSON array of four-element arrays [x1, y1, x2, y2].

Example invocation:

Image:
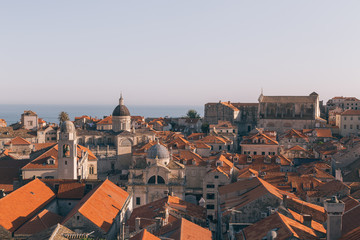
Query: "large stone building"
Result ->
[[204, 101, 258, 135], [127, 141, 185, 208], [258, 92, 325, 133], [76, 96, 156, 179], [336, 109, 360, 137], [327, 96, 360, 111], [21, 121, 97, 180]]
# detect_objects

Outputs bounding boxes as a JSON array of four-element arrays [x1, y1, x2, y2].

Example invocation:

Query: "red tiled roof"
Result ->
[[127, 196, 206, 232], [240, 212, 322, 240], [97, 116, 112, 125], [341, 109, 360, 116], [62, 179, 129, 233], [130, 229, 160, 240], [314, 129, 333, 138], [219, 177, 296, 216], [0, 179, 55, 232], [57, 182, 86, 199], [5, 136, 31, 146], [14, 209, 63, 236], [340, 226, 360, 240], [157, 218, 212, 240], [74, 115, 91, 120], [22, 144, 96, 171], [199, 135, 231, 144]]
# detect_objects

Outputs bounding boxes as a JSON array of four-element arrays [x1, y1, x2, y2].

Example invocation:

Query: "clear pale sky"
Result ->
[[1, 1, 360, 105]]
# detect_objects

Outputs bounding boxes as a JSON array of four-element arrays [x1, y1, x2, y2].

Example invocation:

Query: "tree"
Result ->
[[201, 123, 209, 133], [186, 109, 200, 119], [58, 111, 69, 124]]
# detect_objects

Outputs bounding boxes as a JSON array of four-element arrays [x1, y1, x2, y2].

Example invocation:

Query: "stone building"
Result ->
[[240, 130, 279, 156], [258, 92, 325, 133], [21, 110, 38, 130], [127, 141, 185, 208], [327, 96, 360, 111], [204, 101, 258, 135], [21, 121, 97, 180], [337, 109, 360, 137], [76, 96, 156, 179]]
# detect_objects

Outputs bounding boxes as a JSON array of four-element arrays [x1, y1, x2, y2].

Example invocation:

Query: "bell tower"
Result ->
[[58, 121, 78, 179]]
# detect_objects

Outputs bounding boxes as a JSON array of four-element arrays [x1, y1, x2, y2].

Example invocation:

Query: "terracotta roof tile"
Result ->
[[314, 128, 333, 138], [5, 136, 31, 146], [130, 229, 160, 240], [62, 179, 129, 233], [157, 218, 212, 240], [14, 209, 63, 236], [341, 109, 360, 116], [97, 115, 113, 125], [0, 179, 55, 232], [57, 182, 86, 199], [240, 212, 322, 240], [127, 196, 206, 232]]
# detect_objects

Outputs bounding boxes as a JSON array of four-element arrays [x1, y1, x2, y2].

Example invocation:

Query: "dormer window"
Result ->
[[46, 157, 55, 165], [247, 156, 252, 163]]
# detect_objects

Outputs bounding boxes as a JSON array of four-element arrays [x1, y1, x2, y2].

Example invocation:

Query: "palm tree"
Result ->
[[58, 111, 69, 124]]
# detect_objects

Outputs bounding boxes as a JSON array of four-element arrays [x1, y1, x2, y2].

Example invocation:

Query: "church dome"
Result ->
[[147, 143, 170, 160], [112, 95, 130, 117], [112, 105, 130, 117], [60, 120, 75, 133]]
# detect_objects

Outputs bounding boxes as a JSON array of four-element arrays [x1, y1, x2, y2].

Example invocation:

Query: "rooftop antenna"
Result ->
[[261, 87, 263, 95]]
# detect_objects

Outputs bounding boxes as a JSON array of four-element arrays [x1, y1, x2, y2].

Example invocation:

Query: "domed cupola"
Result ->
[[112, 95, 130, 117], [60, 120, 75, 133], [112, 94, 131, 132], [146, 140, 170, 165]]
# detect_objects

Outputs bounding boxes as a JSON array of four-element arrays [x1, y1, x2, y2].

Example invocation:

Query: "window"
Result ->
[[207, 184, 215, 188], [207, 193, 215, 199], [214, 175, 219, 179], [77, 216, 80, 220], [206, 204, 215, 210], [350, 125, 353, 129], [65, 161, 68, 165], [357, 125, 359, 130], [262, 152, 265, 155], [253, 151, 257, 155], [219, 146, 222, 150], [344, 125, 347, 129], [351, 117, 353, 120], [344, 117, 347, 120], [136, 197, 141, 205], [89, 165, 94, 174], [44, 176, 54, 179]]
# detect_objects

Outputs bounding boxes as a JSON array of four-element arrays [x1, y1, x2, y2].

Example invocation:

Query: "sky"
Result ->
[[1, 1, 360, 106]]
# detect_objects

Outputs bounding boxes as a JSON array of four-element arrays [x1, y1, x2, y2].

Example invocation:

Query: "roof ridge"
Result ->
[[276, 212, 300, 238]]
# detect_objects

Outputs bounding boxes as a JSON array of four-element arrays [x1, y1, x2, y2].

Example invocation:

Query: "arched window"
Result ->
[[148, 176, 156, 184], [89, 165, 94, 175], [157, 176, 165, 184], [63, 144, 70, 157]]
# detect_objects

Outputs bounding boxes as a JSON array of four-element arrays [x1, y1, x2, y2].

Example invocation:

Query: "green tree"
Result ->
[[201, 123, 209, 133], [58, 111, 69, 124], [186, 109, 200, 119]]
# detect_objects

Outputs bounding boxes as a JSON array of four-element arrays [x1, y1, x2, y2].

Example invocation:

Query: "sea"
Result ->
[[0, 104, 203, 125]]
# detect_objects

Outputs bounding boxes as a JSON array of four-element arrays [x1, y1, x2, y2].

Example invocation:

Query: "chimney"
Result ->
[[155, 217, 162, 231], [135, 217, 141, 232], [282, 194, 288, 208], [302, 214, 312, 228], [0, 189, 6, 198], [324, 196, 345, 240]]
